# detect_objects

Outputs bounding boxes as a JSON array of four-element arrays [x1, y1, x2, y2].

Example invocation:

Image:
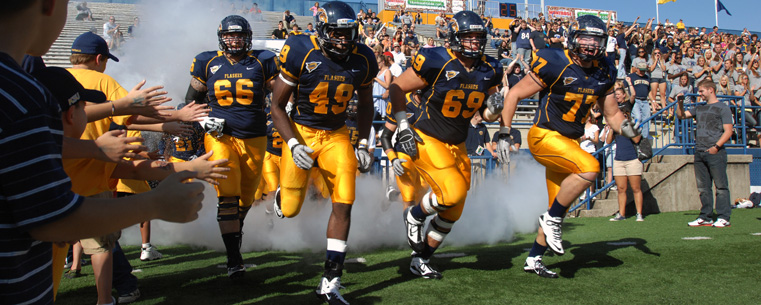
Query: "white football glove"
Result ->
[[391, 158, 407, 176], [496, 127, 514, 164], [356, 139, 373, 173], [200, 117, 225, 138], [485, 91, 504, 115], [287, 138, 314, 170], [620, 118, 642, 139]]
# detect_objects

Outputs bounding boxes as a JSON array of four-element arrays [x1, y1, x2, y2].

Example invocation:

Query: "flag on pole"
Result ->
[[717, 0, 732, 16], [657, 0, 676, 4]]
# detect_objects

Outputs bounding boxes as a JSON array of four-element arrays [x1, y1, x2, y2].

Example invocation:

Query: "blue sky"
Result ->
[[543, 0, 758, 32]]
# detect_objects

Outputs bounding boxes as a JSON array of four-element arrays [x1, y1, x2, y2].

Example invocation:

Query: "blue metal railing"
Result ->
[[569, 93, 756, 212]]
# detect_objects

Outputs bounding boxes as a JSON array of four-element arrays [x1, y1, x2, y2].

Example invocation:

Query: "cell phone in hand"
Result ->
[[677, 95, 685, 101]]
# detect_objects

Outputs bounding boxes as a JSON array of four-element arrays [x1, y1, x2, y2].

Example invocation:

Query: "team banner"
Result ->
[[387, 0, 406, 8], [405, 0, 447, 11], [546, 5, 616, 23]]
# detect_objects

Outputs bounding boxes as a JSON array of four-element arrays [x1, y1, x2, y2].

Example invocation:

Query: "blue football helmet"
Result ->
[[568, 15, 607, 61], [315, 1, 359, 60], [448, 11, 488, 59], [218, 15, 252, 55]]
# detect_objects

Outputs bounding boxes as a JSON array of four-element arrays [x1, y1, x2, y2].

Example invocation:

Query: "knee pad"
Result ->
[[421, 192, 449, 214], [426, 216, 455, 243], [217, 197, 240, 222]]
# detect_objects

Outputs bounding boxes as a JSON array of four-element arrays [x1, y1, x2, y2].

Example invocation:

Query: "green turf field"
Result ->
[[56, 209, 761, 304]]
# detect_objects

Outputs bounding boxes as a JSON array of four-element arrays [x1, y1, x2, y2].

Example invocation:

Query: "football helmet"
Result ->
[[315, 1, 359, 60], [346, 100, 358, 119], [448, 11, 488, 59], [218, 15, 252, 55], [568, 15, 607, 61]]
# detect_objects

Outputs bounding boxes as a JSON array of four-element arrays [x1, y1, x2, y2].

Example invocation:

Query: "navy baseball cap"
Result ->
[[33, 67, 107, 112], [71, 31, 120, 62]]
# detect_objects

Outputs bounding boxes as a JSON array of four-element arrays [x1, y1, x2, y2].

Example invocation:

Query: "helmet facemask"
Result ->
[[218, 16, 252, 56], [571, 34, 606, 62], [318, 19, 359, 61], [452, 31, 488, 59]]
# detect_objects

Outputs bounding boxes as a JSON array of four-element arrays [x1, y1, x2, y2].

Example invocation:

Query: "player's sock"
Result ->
[[326, 238, 347, 265], [547, 198, 568, 218], [419, 244, 438, 260], [222, 232, 242, 267], [528, 241, 548, 258], [141, 243, 151, 249], [410, 204, 427, 221]]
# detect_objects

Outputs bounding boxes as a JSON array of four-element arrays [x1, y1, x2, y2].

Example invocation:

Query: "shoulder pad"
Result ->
[[279, 35, 320, 80]]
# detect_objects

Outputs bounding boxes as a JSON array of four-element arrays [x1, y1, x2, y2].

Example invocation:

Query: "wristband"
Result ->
[[287, 138, 300, 150], [394, 111, 409, 129], [110, 100, 115, 116], [386, 150, 398, 161]]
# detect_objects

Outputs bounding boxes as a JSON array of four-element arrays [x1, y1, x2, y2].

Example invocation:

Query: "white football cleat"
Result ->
[[539, 211, 564, 255], [409, 256, 442, 279], [315, 276, 349, 305]]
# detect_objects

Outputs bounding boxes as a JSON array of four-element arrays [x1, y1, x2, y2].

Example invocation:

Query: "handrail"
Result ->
[[569, 93, 753, 213]]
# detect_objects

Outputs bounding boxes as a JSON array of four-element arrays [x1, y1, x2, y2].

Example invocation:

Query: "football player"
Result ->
[[498, 15, 642, 278], [345, 100, 375, 170], [269, 2, 378, 304], [254, 110, 283, 206], [186, 15, 279, 279], [380, 91, 428, 209], [387, 11, 504, 279]]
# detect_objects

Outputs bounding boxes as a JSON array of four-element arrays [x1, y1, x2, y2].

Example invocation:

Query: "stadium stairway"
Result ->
[[42, 2, 314, 68], [576, 154, 751, 218]]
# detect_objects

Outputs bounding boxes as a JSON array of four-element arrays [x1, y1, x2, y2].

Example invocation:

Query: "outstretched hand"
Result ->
[[94, 130, 146, 163], [118, 80, 174, 119], [153, 171, 205, 223], [187, 150, 230, 185]]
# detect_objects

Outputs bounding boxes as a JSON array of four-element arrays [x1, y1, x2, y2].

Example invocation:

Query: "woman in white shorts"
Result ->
[[609, 111, 645, 222]]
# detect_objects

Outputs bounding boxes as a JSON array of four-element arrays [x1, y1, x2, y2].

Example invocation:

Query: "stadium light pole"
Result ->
[[714, 0, 719, 28]]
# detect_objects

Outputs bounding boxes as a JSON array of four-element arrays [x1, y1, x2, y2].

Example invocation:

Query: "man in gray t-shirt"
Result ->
[[676, 79, 733, 227]]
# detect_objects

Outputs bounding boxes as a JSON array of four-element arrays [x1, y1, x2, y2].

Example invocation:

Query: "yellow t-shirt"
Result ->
[[67, 68, 150, 194]]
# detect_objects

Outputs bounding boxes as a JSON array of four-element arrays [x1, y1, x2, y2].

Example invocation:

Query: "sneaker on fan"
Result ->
[[315, 276, 349, 305], [227, 264, 246, 279], [140, 246, 162, 261], [118, 288, 141, 304], [712, 218, 731, 228], [538, 211, 564, 255], [687, 218, 714, 227], [609, 213, 626, 221], [409, 256, 442, 279], [524, 256, 558, 278]]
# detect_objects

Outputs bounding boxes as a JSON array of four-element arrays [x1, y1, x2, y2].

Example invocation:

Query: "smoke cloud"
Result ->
[[108, 0, 549, 254]]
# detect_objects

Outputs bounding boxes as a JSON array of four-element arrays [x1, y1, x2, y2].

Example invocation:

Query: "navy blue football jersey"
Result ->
[[385, 92, 423, 152], [410, 47, 503, 144], [190, 49, 279, 138], [279, 35, 379, 130], [385, 92, 423, 126], [531, 48, 616, 138], [160, 122, 206, 161], [265, 118, 283, 156]]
